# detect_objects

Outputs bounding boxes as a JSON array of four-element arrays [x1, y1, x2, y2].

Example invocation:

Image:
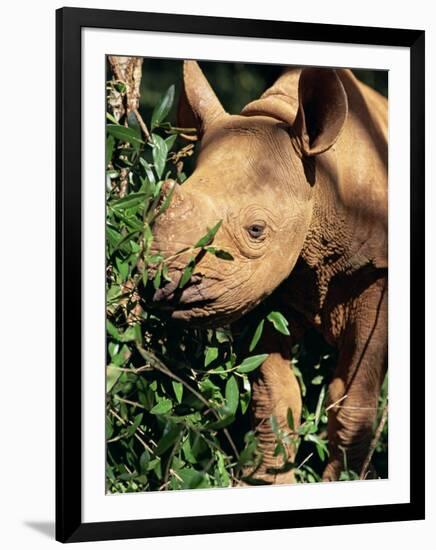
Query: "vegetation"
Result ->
[[105, 59, 388, 493]]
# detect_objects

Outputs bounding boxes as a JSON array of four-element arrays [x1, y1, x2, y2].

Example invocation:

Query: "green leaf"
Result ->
[[152, 134, 168, 179], [270, 415, 280, 436], [111, 344, 130, 367], [106, 112, 119, 124], [111, 192, 148, 210], [118, 472, 136, 481], [172, 381, 184, 404], [108, 341, 119, 359], [106, 417, 114, 439], [238, 432, 258, 467], [274, 441, 286, 458], [111, 208, 143, 231], [225, 376, 239, 416], [178, 467, 207, 489], [153, 265, 162, 290], [205, 247, 234, 260], [178, 257, 195, 289], [126, 413, 143, 437], [240, 376, 251, 414], [267, 311, 290, 336], [139, 157, 156, 184], [165, 133, 177, 151], [194, 220, 222, 248], [292, 363, 306, 397], [204, 346, 219, 367], [106, 364, 122, 392], [162, 263, 172, 283], [305, 433, 328, 461], [314, 385, 327, 426], [143, 223, 154, 250], [109, 230, 141, 256], [215, 328, 231, 343], [182, 437, 197, 464], [107, 124, 144, 147], [189, 432, 208, 461], [236, 353, 269, 374], [106, 226, 122, 249], [147, 254, 163, 265], [106, 169, 119, 180], [107, 320, 120, 340], [114, 81, 126, 94], [249, 319, 264, 352], [287, 407, 295, 431], [107, 321, 141, 344], [311, 375, 324, 385], [206, 415, 235, 430], [215, 450, 231, 486], [214, 249, 234, 260], [150, 398, 172, 415], [154, 423, 182, 455], [139, 450, 151, 474], [156, 181, 176, 217], [115, 257, 129, 281], [151, 85, 175, 129]]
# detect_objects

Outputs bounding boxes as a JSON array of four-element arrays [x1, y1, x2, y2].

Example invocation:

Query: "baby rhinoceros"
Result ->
[[151, 61, 388, 484]]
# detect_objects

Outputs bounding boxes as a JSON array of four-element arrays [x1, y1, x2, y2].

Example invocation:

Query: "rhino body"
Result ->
[[151, 61, 388, 482]]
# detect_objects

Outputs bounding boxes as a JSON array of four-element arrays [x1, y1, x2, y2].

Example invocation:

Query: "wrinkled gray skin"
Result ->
[[150, 61, 388, 483]]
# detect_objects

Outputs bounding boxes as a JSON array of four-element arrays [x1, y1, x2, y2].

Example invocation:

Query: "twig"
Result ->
[[136, 345, 240, 460], [163, 430, 184, 489], [325, 394, 348, 411], [109, 369, 233, 460], [359, 401, 388, 480], [296, 452, 314, 470], [110, 365, 152, 375], [170, 468, 183, 482], [180, 133, 198, 142], [109, 407, 153, 453], [133, 108, 151, 142], [114, 396, 146, 409]]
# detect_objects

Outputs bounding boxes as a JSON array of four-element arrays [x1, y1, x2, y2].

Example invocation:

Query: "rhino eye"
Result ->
[[247, 223, 265, 239]]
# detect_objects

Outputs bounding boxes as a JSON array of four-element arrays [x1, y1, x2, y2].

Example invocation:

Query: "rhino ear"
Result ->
[[177, 60, 225, 134], [294, 68, 348, 157]]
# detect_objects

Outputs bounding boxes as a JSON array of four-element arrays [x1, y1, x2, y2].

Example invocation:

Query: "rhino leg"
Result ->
[[323, 276, 388, 481], [243, 323, 302, 485]]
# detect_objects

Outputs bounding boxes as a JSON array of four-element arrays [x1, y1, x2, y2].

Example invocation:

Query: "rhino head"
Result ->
[[150, 61, 348, 325]]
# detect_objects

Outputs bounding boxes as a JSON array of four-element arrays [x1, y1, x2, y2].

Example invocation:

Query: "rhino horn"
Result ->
[[178, 60, 225, 134]]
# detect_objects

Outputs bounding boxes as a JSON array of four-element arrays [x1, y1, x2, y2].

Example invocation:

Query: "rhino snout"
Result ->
[[152, 273, 203, 306], [152, 277, 180, 303]]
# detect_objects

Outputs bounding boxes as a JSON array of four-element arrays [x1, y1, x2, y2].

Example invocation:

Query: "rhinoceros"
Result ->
[[150, 61, 388, 483]]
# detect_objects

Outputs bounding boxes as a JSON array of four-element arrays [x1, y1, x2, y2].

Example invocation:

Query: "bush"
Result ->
[[105, 60, 388, 493]]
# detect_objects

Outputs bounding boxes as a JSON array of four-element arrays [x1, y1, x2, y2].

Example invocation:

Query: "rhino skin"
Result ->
[[150, 61, 388, 483]]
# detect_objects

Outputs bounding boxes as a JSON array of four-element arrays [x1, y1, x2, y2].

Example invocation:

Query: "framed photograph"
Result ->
[[56, 7, 425, 543]]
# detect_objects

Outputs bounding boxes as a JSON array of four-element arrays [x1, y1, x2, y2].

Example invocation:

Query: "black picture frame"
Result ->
[[56, 6, 425, 543]]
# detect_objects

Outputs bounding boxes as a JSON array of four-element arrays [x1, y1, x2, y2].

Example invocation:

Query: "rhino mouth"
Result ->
[[150, 274, 247, 329], [154, 295, 215, 314], [151, 273, 217, 316]]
